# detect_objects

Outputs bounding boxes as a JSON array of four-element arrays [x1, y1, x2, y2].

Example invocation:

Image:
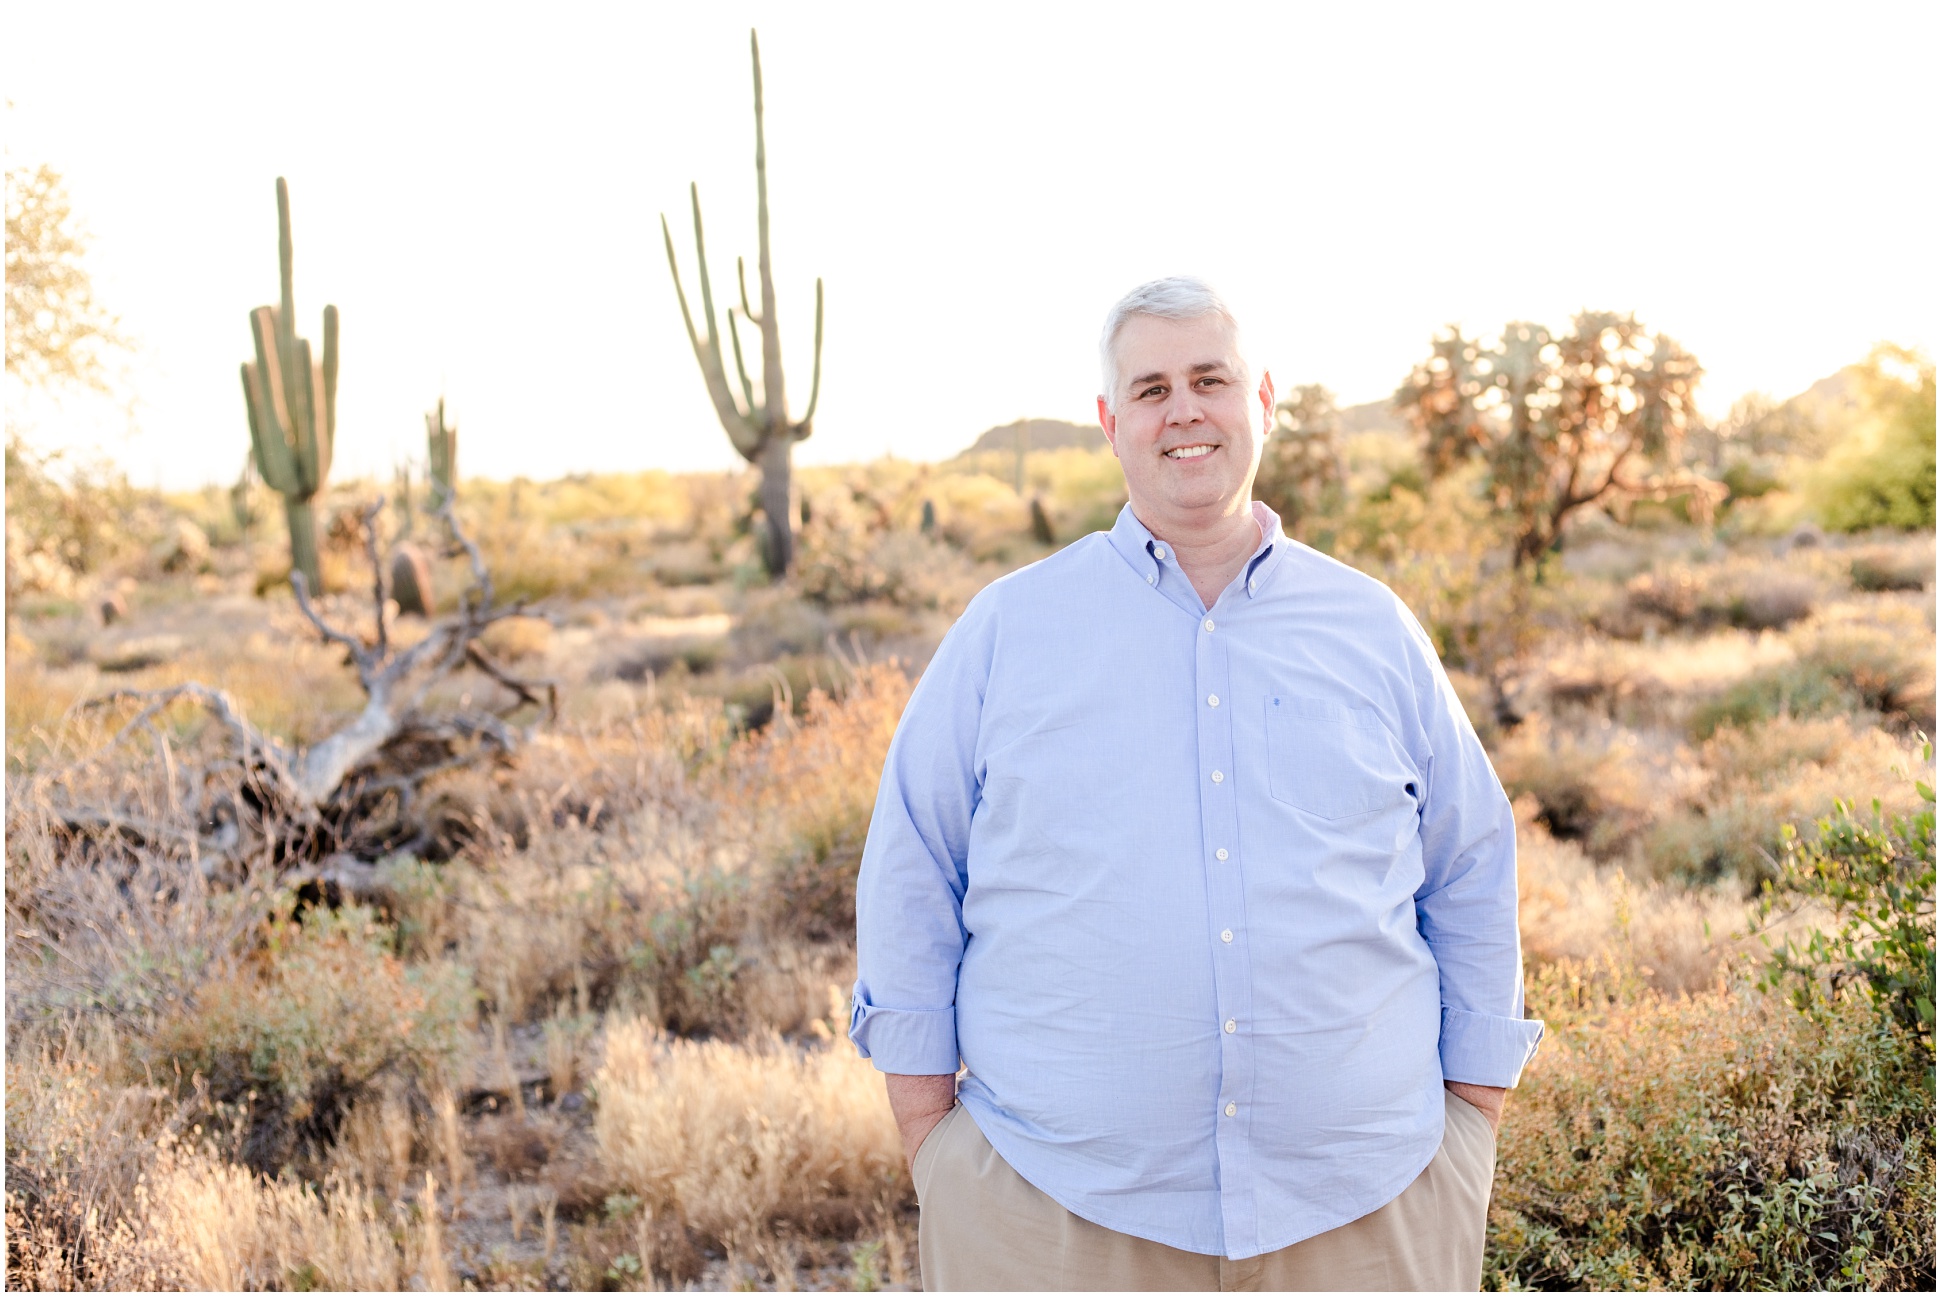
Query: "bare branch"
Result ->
[[465, 643, 558, 719], [361, 496, 390, 661], [434, 494, 493, 620], [290, 569, 376, 689], [82, 684, 295, 786]]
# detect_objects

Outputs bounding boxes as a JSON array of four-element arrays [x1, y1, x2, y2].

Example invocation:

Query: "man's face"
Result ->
[[1097, 312, 1274, 529]]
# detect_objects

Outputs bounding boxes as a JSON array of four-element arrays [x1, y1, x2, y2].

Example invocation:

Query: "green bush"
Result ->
[[1756, 754, 1936, 1052], [1812, 346, 1936, 533], [1487, 961, 1936, 1290], [1848, 544, 1934, 593], [149, 902, 473, 1172], [1691, 662, 1856, 739]]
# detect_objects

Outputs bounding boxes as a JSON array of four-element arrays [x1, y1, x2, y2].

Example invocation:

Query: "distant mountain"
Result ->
[[959, 418, 1102, 457]]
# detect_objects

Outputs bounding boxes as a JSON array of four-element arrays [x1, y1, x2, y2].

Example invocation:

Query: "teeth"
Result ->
[[1166, 445, 1216, 459]]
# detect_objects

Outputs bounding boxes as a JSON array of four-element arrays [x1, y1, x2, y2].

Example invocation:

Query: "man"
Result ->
[[849, 277, 1543, 1291]]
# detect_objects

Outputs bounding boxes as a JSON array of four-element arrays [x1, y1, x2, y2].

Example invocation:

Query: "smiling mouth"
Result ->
[[1164, 444, 1218, 460]]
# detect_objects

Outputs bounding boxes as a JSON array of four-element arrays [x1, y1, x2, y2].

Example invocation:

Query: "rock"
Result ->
[[98, 590, 129, 625]]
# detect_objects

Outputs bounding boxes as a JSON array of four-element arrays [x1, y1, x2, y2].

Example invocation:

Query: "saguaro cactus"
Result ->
[[239, 177, 337, 593], [426, 396, 457, 507], [662, 28, 823, 578]]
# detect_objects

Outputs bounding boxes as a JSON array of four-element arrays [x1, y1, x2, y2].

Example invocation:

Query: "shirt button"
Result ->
[[1203, 618, 1216, 633], [1224, 1019, 1237, 1034], [1147, 572, 1156, 584], [1221, 928, 1234, 943], [1225, 1102, 1238, 1117], [1215, 848, 1229, 861], [1207, 694, 1220, 707], [1154, 546, 1167, 560], [1210, 770, 1224, 784], [1248, 578, 1258, 592]]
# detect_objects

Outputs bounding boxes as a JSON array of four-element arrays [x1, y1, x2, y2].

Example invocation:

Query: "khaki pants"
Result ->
[[913, 1090, 1496, 1292]]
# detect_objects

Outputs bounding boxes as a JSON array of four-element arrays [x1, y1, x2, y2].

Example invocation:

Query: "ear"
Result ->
[[1097, 395, 1120, 456], [1257, 369, 1276, 435]]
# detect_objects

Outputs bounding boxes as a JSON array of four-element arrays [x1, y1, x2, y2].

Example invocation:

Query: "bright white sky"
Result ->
[[6, 1, 1936, 490]]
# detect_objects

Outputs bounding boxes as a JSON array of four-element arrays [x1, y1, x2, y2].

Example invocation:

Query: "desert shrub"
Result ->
[[728, 662, 910, 942], [1791, 614, 1936, 733], [149, 903, 473, 1173], [4, 436, 168, 596], [1646, 718, 1925, 886], [1756, 756, 1935, 1052], [1614, 558, 1828, 637], [1514, 802, 1743, 996], [1690, 660, 1856, 738], [1848, 539, 1935, 593], [1487, 968, 1936, 1290], [797, 526, 966, 610], [592, 1019, 904, 1255], [623, 867, 758, 1035], [1491, 718, 1688, 860]]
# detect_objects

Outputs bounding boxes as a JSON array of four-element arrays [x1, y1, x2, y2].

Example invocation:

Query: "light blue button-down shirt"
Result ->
[[850, 501, 1543, 1260]]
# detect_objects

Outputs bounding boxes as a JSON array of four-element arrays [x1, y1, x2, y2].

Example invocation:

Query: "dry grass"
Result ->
[[591, 1017, 904, 1256], [1513, 799, 1746, 996]]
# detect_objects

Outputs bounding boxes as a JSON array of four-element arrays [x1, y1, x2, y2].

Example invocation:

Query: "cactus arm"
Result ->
[[662, 200, 765, 460], [661, 212, 708, 360], [291, 336, 321, 496], [689, 183, 725, 362], [242, 360, 296, 495], [727, 309, 758, 416], [319, 303, 338, 478], [737, 256, 762, 325], [795, 277, 823, 438], [247, 309, 305, 496], [249, 307, 290, 442]]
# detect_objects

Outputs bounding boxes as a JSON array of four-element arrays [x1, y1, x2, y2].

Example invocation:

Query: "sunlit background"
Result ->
[[6, 0, 1937, 489]]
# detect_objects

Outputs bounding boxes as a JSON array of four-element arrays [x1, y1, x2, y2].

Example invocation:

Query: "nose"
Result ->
[[1165, 386, 1206, 427]]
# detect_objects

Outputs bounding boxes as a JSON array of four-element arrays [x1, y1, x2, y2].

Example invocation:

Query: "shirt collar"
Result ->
[[1107, 500, 1288, 600]]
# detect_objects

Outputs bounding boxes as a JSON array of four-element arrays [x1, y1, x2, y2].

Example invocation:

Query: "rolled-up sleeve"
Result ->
[[1401, 606, 1545, 1088], [848, 598, 995, 1075]]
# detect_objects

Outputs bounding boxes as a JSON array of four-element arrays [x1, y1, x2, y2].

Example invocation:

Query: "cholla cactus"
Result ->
[[239, 177, 336, 592], [662, 29, 823, 578]]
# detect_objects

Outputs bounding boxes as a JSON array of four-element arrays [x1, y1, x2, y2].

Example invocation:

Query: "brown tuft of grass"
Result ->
[[1514, 800, 1745, 997], [592, 1019, 904, 1252]]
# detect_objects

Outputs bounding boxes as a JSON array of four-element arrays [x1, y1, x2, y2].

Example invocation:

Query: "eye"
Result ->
[[1140, 385, 1165, 399]]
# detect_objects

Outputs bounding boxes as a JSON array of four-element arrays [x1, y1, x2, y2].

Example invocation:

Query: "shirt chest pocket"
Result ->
[[1263, 694, 1419, 820]]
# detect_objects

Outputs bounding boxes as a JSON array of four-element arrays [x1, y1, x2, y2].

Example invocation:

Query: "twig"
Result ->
[[465, 644, 557, 719], [362, 496, 390, 661], [291, 570, 377, 689]]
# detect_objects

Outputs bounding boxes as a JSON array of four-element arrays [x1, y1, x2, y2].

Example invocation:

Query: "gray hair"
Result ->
[[1098, 276, 1245, 410]]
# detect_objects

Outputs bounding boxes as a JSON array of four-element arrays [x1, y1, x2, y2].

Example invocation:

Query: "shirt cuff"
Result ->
[[1440, 1005, 1545, 1088], [848, 993, 960, 1075]]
